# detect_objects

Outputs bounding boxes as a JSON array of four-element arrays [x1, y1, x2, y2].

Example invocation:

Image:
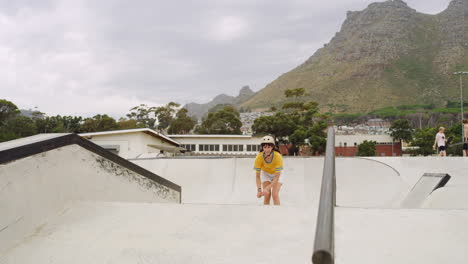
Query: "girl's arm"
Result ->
[[256, 171, 262, 197]]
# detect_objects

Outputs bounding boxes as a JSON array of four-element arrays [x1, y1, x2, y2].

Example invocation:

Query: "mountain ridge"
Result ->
[[184, 85, 255, 119], [238, 0, 467, 113]]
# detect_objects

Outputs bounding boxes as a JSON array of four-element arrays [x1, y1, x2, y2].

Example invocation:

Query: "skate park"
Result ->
[[1, 131, 468, 263]]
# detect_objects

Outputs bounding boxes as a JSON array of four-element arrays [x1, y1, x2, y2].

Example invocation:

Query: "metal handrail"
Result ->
[[312, 127, 336, 264]]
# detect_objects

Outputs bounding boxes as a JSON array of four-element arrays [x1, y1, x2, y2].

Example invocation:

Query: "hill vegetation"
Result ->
[[239, 0, 468, 113]]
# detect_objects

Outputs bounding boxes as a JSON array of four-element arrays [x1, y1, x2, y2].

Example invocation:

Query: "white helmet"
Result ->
[[261, 135, 275, 145]]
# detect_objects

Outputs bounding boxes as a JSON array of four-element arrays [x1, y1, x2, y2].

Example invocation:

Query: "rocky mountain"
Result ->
[[184, 86, 255, 119], [240, 0, 468, 113]]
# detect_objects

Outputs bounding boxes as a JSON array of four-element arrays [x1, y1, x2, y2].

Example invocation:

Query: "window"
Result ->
[[198, 144, 219, 152], [344, 142, 347, 147], [181, 144, 195, 151], [222, 144, 245, 152], [247, 144, 259, 152]]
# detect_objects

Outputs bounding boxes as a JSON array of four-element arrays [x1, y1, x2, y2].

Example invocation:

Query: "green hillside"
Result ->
[[240, 0, 468, 113]]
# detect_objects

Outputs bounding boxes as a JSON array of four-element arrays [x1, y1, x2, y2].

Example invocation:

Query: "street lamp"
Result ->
[[454, 71, 468, 144]]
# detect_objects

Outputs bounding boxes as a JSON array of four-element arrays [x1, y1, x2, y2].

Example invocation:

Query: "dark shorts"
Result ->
[[464, 143, 468, 150], [438, 146, 446, 152]]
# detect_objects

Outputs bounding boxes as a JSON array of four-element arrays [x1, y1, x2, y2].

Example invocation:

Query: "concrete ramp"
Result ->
[[131, 157, 325, 206], [335, 158, 406, 208], [0, 202, 316, 264], [401, 173, 451, 208], [0, 134, 181, 255], [3, 142, 468, 264]]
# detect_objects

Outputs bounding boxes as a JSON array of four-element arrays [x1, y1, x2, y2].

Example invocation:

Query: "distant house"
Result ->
[[80, 128, 182, 159], [335, 134, 401, 157], [366, 118, 391, 128]]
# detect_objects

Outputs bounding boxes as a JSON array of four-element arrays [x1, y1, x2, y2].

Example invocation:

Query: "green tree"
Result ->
[[117, 118, 145, 130], [195, 106, 242, 134], [81, 114, 119, 132], [35, 115, 83, 133], [154, 102, 180, 131], [252, 112, 297, 140], [308, 120, 328, 155], [252, 87, 326, 156], [357, 140, 377, 156], [0, 99, 20, 125], [0, 116, 36, 142], [411, 127, 437, 156], [168, 108, 196, 134], [282, 88, 306, 113], [390, 119, 413, 143], [126, 104, 157, 128], [445, 123, 463, 156], [390, 119, 413, 153]]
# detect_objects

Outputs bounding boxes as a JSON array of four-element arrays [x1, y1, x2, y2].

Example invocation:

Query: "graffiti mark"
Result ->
[[94, 157, 177, 202]]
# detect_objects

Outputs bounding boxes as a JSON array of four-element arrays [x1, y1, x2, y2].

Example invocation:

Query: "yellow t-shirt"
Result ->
[[254, 151, 283, 174]]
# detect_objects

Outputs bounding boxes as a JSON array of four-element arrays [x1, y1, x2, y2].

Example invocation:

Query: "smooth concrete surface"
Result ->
[[133, 157, 409, 208], [132, 157, 324, 206], [0, 144, 180, 254], [367, 157, 468, 209], [335, 158, 406, 208], [0, 202, 317, 264], [2, 154, 468, 263], [335, 207, 468, 264]]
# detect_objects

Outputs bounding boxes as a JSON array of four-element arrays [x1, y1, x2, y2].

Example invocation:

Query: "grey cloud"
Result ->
[[0, 0, 453, 117]]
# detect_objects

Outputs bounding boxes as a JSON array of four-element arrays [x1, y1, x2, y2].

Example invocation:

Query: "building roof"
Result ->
[[80, 128, 180, 146]]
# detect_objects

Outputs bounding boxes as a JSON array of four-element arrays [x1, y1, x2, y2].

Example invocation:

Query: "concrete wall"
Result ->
[[131, 157, 324, 206], [367, 157, 468, 209], [0, 144, 180, 253], [132, 157, 408, 208]]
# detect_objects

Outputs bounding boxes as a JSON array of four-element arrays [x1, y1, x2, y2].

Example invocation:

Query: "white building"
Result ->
[[335, 134, 394, 147], [80, 128, 182, 159], [168, 134, 263, 155]]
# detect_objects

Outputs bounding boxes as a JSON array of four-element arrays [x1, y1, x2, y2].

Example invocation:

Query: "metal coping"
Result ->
[[312, 127, 336, 264], [0, 134, 182, 196]]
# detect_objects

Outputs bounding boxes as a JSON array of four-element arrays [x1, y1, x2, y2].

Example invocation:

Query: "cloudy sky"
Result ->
[[0, 0, 452, 118]]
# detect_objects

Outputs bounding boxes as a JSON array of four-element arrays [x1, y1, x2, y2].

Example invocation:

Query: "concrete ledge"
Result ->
[[0, 133, 181, 193]]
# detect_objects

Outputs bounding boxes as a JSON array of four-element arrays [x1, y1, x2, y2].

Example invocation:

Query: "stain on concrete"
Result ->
[[94, 156, 179, 202]]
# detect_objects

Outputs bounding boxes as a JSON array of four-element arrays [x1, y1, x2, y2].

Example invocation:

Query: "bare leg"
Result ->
[[271, 182, 283, 206], [262, 181, 271, 205]]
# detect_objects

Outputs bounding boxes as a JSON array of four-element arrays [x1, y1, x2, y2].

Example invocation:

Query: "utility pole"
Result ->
[[454, 72, 468, 142]]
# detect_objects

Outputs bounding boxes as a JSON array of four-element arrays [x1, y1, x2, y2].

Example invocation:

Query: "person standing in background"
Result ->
[[463, 120, 468, 157], [433, 127, 447, 157]]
